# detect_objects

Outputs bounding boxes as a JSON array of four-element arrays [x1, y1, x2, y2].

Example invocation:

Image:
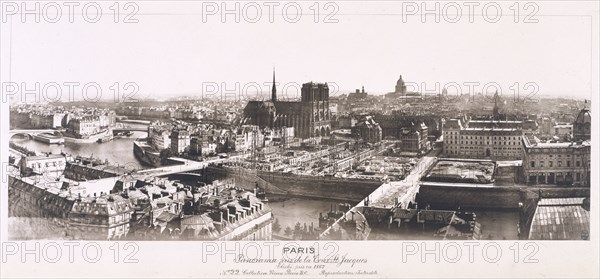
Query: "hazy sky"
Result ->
[[1, 1, 597, 101]]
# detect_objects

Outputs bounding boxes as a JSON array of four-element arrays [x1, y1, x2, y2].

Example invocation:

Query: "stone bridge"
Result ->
[[112, 127, 148, 134], [9, 129, 64, 139]]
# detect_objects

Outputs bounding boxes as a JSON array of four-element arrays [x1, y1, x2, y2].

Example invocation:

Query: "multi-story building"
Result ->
[[19, 154, 67, 179], [522, 137, 590, 186], [68, 116, 102, 138], [148, 126, 172, 151], [68, 194, 134, 240], [271, 126, 295, 146], [443, 118, 523, 160], [554, 124, 573, 138], [30, 112, 65, 129], [522, 108, 591, 186], [201, 142, 218, 156], [233, 125, 260, 152], [98, 112, 116, 128], [351, 116, 382, 143], [399, 122, 429, 154], [539, 116, 555, 135], [170, 130, 191, 154], [190, 137, 217, 156]]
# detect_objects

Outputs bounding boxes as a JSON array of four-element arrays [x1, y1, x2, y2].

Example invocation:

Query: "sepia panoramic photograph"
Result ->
[[1, 0, 598, 278]]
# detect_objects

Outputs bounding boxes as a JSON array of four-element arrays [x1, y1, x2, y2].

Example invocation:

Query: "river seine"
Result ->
[[11, 131, 149, 171]]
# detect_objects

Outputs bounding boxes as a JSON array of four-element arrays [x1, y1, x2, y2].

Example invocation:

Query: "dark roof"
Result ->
[[156, 211, 178, 223], [575, 108, 591, 124]]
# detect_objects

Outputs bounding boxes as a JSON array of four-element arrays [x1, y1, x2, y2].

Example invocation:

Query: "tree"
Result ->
[[159, 148, 175, 164], [293, 222, 302, 238], [284, 226, 292, 236], [272, 218, 282, 233]]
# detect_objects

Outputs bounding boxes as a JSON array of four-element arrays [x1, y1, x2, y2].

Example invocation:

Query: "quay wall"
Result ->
[[202, 166, 382, 202], [418, 185, 527, 209], [418, 184, 590, 210]]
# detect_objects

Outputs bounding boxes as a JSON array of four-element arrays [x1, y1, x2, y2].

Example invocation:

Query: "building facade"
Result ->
[[554, 124, 573, 139], [68, 116, 103, 138], [68, 195, 134, 240], [399, 122, 429, 154], [170, 130, 191, 154], [522, 107, 592, 186], [443, 118, 523, 160], [149, 126, 171, 151], [523, 138, 591, 186], [242, 72, 331, 138], [19, 154, 67, 179], [351, 116, 382, 143]]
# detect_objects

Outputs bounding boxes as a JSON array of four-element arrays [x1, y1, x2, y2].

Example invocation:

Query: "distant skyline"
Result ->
[[0, 1, 597, 101]]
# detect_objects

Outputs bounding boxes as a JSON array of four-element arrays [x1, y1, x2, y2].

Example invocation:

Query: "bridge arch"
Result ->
[[10, 133, 33, 140]]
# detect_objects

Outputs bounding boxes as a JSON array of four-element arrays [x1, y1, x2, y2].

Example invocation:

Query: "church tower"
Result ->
[[271, 69, 277, 102], [492, 90, 500, 119]]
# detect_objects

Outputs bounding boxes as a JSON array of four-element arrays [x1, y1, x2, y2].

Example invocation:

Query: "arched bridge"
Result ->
[[112, 127, 148, 134], [9, 129, 65, 139]]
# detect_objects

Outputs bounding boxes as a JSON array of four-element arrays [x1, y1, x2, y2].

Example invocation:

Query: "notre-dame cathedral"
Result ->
[[242, 71, 331, 138]]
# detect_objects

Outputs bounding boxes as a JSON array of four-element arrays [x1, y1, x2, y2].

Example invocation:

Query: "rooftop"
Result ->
[[423, 159, 495, 184], [529, 198, 590, 240], [25, 154, 65, 161]]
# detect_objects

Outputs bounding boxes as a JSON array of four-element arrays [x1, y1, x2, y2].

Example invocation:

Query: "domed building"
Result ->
[[573, 106, 591, 141]]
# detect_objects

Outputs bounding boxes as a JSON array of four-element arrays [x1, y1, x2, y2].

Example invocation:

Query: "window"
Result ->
[[531, 161, 535, 168], [540, 161, 544, 168], [558, 161, 562, 167], [567, 161, 571, 167], [549, 161, 553, 167]]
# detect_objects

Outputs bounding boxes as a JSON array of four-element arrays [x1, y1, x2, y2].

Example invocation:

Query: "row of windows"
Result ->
[[446, 146, 521, 151], [445, 134, 521, 141], [29, 161, 65, 168], [447, 141, 521, 145], [445, 150, 521, 157], [529, 148, 587, 155], [530, 160, 589, 168], [528, 172, 584, 182]]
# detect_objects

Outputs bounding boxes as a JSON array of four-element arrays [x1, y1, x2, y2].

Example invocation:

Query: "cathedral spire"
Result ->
[[271, 68, 277, 102], [492, 90, 499, 119]]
